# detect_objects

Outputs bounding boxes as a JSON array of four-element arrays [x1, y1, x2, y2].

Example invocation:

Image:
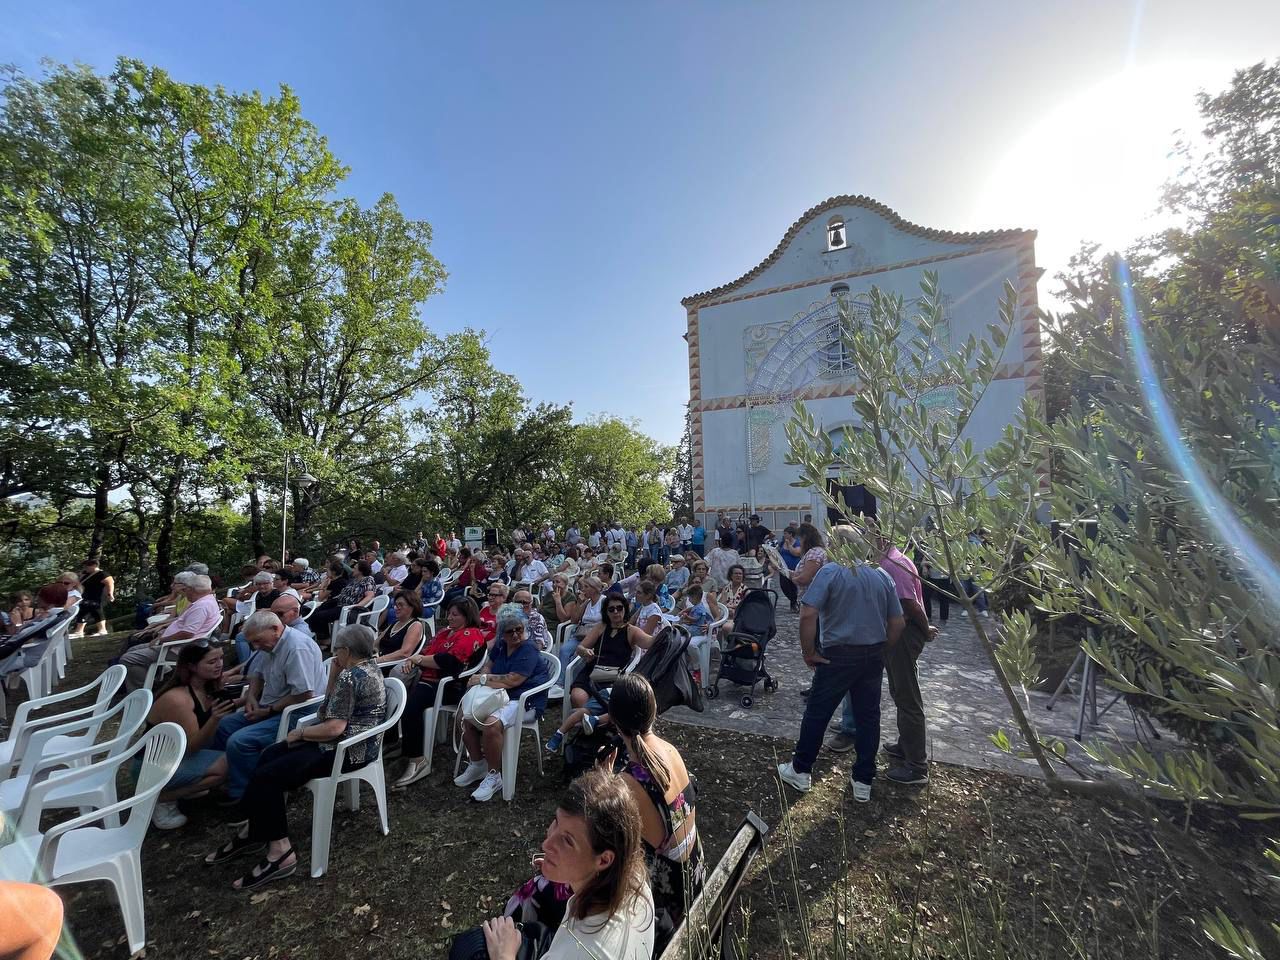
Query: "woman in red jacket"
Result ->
[[391, 597, 489, 788]]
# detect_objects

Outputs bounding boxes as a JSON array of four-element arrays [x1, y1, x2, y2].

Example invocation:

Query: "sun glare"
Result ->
[[976, 62, 1235, 302]]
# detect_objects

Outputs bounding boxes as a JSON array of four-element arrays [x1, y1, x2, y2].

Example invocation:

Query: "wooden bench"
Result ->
[[658, 811, 770, 960]]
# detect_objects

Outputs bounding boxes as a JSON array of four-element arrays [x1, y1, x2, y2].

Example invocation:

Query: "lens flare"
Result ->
[[1114, 258, 1280, 610]]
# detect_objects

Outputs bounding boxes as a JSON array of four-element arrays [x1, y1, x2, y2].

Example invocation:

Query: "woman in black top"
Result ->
[[376, 590, 424, 663], [544, 594, 654, 752], [77, 557, 114, 637]]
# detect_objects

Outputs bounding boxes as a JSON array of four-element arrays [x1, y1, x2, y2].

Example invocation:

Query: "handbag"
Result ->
[[448, 920, 553, 960], [588, 664, 622, 686], [460, 682, 510, 726]]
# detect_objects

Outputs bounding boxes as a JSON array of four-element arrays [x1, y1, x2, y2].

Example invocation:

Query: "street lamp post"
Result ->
[[281, 460, 318, 565]]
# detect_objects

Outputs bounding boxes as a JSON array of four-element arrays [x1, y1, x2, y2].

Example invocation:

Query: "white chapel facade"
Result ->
[[683, 195, 1043, 530]]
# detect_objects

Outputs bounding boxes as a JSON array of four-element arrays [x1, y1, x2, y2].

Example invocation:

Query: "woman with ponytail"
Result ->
[[607, 673, 704, 953]]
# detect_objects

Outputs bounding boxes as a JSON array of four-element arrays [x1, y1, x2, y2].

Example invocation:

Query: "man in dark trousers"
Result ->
[[777, 524, 903, 802], [826, 526, 936, 784]]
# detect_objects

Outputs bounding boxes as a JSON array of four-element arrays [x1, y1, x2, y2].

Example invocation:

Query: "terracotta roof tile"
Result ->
[[681, 195, 1034, 307]]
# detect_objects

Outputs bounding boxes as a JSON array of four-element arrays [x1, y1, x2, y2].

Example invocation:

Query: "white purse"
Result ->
[[460, 683, 509, 726]]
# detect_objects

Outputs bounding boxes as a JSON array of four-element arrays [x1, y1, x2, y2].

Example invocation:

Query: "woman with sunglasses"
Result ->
[[455, 605, 551, 803], [545, 595, 654, 753], [146, 639, 237, 830], [480, 581, 509, 642], [512, 589, 550, 650]]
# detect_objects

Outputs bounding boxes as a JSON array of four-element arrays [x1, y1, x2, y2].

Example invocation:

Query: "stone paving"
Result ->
[[664, 591, 1161, 780]]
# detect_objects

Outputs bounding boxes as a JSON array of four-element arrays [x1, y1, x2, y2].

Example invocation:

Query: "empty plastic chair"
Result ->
[[0, 722, 185, 956], [0, 664, 126, 778]]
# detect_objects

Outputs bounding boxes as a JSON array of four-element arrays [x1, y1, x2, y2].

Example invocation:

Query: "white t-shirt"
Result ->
[[448, 537, 462, 552], [606, 527, 626, 547], [632, 601, 663, 629], [369, 559, 383, 574], [545, 889, 655, 960], [383, 564, 408, 585], [678, 523, 694, 543], [588, 530, 602, 549]]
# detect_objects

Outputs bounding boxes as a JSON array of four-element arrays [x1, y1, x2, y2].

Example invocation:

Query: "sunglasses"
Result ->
[[606, 605, 626, 613], [488, 591, 505, 597], [517, 598, 534, 605], [507, 626, 526, 634]]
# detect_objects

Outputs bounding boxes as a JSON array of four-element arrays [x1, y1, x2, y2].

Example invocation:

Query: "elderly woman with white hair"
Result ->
[[204, 622, 387, 890], [454, 603, 551, 803]]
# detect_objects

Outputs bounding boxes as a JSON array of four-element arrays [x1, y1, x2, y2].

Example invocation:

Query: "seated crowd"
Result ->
[[7, 519, 808, 958]]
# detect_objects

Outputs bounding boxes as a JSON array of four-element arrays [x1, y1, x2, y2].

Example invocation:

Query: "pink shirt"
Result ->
[[161, 592, 221, 640], [880, 546, 923, 607]]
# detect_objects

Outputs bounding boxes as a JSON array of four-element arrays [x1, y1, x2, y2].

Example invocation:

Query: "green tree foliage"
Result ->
[[667, 408, 694, 520], [0, 58, 672, 594]]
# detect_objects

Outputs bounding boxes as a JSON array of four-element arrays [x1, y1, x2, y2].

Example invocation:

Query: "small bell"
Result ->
[[829, 227, 844, 248]]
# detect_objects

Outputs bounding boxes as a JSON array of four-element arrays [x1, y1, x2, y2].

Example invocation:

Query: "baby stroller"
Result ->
[[707, 588, 778, 707]]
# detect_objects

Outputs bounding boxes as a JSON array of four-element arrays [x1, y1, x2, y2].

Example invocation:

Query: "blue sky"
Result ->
[[4, 1, 1278, 444]]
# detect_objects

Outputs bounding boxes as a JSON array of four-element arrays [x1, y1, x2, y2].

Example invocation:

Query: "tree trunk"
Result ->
[[127, 486, 153, 602], [248, 477, 266, 559], [154, 461, 184, 588], [88, 457, 111, 561]]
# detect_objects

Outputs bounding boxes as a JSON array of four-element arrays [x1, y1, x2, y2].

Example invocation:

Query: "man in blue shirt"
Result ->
[[778, 525, 903, 802], [691, 521, 707, 557]]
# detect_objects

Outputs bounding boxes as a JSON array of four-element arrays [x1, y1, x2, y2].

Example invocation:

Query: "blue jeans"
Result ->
[[234, 631, 251, 667], [962, 579, 989, 612], [558, 633, 582, 680], [792, 644, 884, 784], [214, 710, 295, 800]]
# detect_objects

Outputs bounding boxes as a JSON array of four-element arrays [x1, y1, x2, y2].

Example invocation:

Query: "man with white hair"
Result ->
[[777, 524, 904, 802], [290, 557, 321, 587], [214, 610, 326, 803], [382, 552, 409, 588], [119, 574, 221, 690]]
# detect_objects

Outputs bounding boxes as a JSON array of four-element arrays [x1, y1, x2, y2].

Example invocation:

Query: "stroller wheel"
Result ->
[[705, 685, 719, 700], [740, 695, 754, 708], [764, 678, 778, 692]]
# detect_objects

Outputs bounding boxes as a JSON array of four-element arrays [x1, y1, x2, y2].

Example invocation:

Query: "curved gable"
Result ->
[[682, 195, 1033, 307]]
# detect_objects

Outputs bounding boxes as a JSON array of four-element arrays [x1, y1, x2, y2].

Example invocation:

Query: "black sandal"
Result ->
[[204, 833, 264, 865], [233, 845, 296, 891]]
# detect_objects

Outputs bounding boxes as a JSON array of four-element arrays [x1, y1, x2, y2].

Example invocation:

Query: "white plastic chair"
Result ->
[[422, 652, 488, 774], [693, 611, 730, 688], [0, 689, 153, 825], [54, 603, 80, 679], [453, 651, 560, 802], [0, 722, 185, 956], [300, 599, 320, 622], [227, 592, 258, 637], [14, 620, 70, 702], [299, 675, 406, 877], [561, 645, 645, 725], [274, 656, 335, 740], [0, 664, 127, 778], [356, 594, 391, 631], [142, 624, 218, 692], [500, 650, 560, 801]]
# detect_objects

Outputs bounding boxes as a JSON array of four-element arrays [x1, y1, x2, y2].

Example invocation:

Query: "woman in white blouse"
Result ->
[[482, 768, 654, 959]]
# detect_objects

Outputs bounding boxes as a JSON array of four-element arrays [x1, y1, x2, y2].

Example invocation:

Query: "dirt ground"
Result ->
[[16, 636, 1277, 960]]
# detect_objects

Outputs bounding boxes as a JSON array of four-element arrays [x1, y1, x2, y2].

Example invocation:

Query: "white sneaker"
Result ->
[[454, 759, 487, 787], [151, 800, 187, 830], [471, 770, 503, 802], [549, 685, 565, 700], [980, 610, 990, 619], [959, 610, 969, 618], [851, 780, 872, 803], [777, 762, 811, 793]]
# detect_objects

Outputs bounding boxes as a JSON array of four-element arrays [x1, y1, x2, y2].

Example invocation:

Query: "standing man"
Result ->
[[77, 557, 115, 637], [677, 517, 694, 553], [825, 530, 935, 784], [691, 518, 706, 557], [777, 525, 903, 802], [746, 514, 771, 555]]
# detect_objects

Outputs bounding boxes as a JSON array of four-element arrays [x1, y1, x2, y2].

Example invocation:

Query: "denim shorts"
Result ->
[[133, 747, 223, 790]]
